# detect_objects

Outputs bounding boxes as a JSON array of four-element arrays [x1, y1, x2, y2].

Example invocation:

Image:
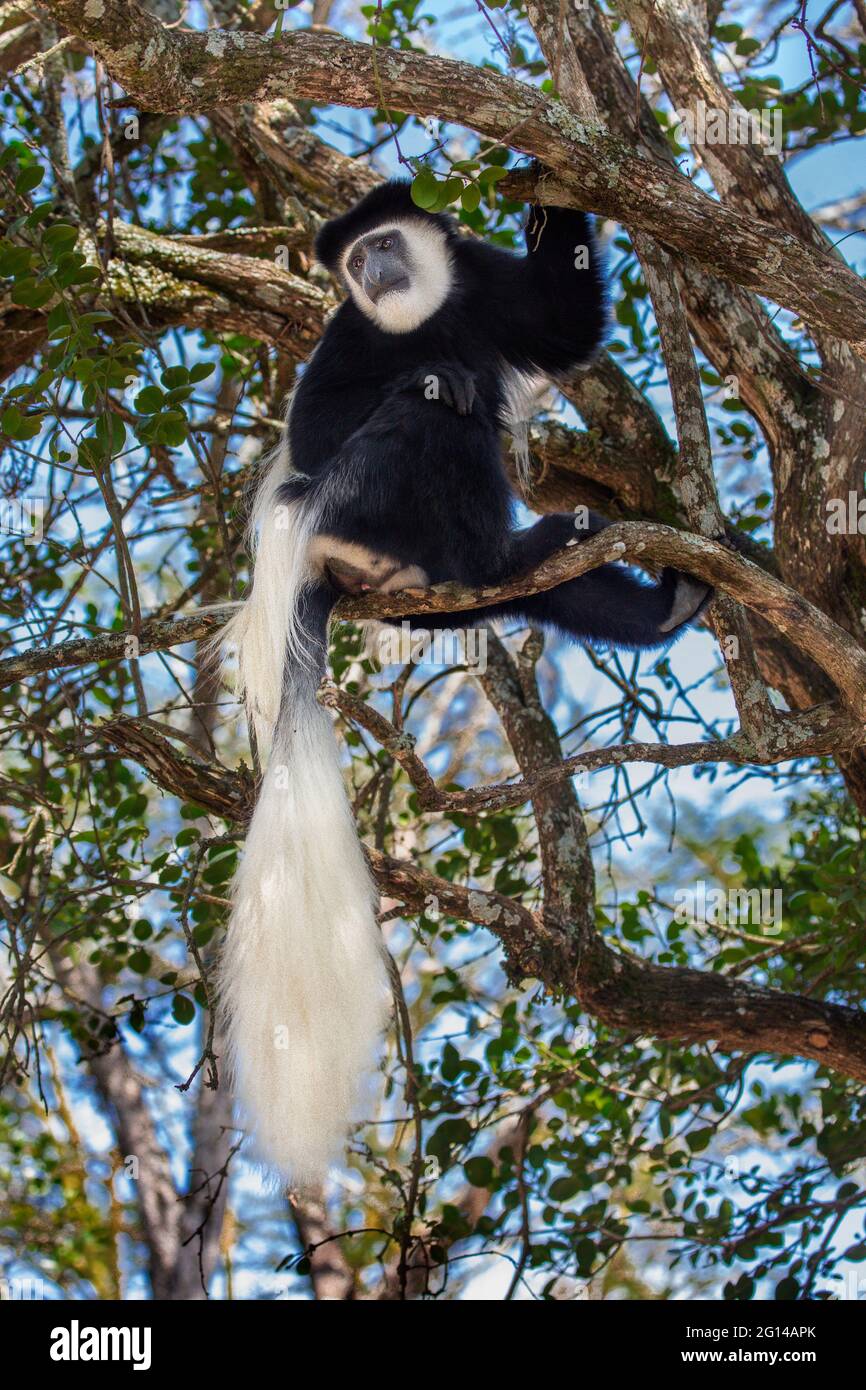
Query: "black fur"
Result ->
[[314, 181, 454, 275], [287, 179, 710, 653]]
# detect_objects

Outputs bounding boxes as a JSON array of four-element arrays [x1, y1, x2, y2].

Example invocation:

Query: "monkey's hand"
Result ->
[[413, 365, 476, 416]]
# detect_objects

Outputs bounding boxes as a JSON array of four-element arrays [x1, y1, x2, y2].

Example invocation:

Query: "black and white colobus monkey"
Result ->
[[220, 180, 711, 1183]]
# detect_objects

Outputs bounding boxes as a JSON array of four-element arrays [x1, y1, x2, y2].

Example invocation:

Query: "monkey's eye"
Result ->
[[379, 237, 393, 251], [351, 255, 364, 270]]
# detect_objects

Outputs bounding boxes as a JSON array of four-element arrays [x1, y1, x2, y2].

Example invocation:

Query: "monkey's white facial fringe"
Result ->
[[215, 429, 320, 756], [220, 708, 389, 1186], [344, 220, 454, 335]]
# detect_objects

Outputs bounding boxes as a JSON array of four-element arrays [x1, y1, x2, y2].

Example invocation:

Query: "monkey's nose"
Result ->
[[365, 271, 409, 303]]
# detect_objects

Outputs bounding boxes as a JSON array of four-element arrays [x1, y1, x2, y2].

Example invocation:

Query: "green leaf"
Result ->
[[161, 365, 189, 389], [686, 1127, 714, 1153], [43, 223, 79, 253], [0, 245, 34, 276], [441, 1041, 462, 1081], [0, 141, 26, 168], [463, 1156, 494, 1188], [172, 993, 196, 1025], [434, 177, 461, 207], [15, 165, 45, 195], [426, 1117, 472, 1168], [96, 412, 126, 454], [134, 386, 165, 414], [26, 202, 54, 227], [723, 1274, 755, 1300], [549, 1175, 582, 1202], [157, 409, 189, 447], [11, 277, 53, 309], [46, 303, 71, 338], [66, 264, 100, 286], [202, 855, 236, 885], [411, 170, 440, 210], [1, 404, 42, 440]]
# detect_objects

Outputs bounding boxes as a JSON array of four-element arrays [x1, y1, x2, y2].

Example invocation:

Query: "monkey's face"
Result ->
[[347, 228, 411, 304], [342, 219, 453, 334]]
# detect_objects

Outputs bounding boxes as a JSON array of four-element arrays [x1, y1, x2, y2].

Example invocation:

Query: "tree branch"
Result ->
[[35, 1, 866, 352], [6, 523, 866, 717], [91, 711, 866, 1083]]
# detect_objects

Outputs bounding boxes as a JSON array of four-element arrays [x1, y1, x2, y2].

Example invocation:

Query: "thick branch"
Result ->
[[98, 716, 256, 822], [0, 609, 226, 688], [523, 0, 816, 457], [619, 0, 828, 248], [6, 524, 866, 716], [335, 525, 866, 716], [97, 714, 866, 1082], [577, 934, 866, 1084], [636, 235, 776, 738], [35, 1, 866, 351]]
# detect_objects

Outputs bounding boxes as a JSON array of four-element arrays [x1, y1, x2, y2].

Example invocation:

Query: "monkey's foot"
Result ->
[[658, 572, 714, 633]]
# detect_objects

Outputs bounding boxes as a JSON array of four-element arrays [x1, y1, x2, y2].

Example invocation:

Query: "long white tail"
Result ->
[[218, 437, 388, 1185]]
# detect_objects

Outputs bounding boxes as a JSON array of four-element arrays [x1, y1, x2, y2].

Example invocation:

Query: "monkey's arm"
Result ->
[[523, 205, 608, 373], [288, 307, 403, 475], [466, 206, 608, 379]]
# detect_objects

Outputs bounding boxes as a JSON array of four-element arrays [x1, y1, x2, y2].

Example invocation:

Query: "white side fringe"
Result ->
[[217, 426, 388, 1186], [217, 432, 319, 757]]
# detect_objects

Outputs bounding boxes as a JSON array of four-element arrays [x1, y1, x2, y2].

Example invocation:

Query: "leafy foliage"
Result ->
[[0, 0, 865, 1301]]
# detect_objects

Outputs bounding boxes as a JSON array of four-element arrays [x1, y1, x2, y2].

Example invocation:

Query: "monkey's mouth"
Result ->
[[367, 276, 410, 303]]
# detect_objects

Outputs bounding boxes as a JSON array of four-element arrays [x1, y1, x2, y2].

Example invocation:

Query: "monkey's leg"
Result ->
[[399, 513, 711, 648], [499, 514, 712, 647], [307, 534, 428, 595]]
